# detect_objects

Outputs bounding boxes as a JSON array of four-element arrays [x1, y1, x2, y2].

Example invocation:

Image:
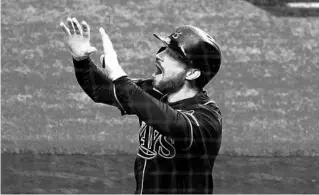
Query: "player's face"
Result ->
[[152, 47, 187, 94]]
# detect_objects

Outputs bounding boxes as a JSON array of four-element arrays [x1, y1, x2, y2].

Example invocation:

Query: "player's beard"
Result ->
[[153, 71, 186, 94]]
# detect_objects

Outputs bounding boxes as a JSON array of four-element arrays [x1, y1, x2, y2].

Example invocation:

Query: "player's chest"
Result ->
[[137, 121, 176, 160]]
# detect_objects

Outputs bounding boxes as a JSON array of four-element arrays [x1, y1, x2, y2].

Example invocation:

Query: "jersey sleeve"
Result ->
[[177, 106, 222, 151], [73, 57, 164, 115], [113, 76, 222, 150]]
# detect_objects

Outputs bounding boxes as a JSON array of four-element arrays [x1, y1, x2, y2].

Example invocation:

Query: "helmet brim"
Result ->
[[153, 33, 171, 46]]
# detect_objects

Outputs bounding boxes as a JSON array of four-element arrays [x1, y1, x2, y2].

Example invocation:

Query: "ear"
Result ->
[[185, 68, 201, 81]]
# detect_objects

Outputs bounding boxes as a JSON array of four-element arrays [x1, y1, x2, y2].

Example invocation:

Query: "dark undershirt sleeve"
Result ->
[[72, 57, 162, 115], [73, 57, 117, 106]]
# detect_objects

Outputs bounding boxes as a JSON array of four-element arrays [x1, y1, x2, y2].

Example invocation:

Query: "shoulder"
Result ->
[[198, 101, 222, 121], [181, 100, 221, 120], [178, 101, 222, 132]]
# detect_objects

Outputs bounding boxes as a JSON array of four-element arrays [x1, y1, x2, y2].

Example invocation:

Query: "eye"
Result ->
[[157, 46, 167, 54]]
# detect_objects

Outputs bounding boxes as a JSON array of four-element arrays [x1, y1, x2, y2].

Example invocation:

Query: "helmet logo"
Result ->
[[172, 30, 182, 39]]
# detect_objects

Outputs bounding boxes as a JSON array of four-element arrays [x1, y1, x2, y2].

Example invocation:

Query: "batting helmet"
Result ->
[[153, 25, 221, 88]]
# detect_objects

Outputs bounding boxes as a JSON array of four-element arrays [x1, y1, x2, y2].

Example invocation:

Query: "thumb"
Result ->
[[88, 46, 97, 53], [84, 46, 97, 56]]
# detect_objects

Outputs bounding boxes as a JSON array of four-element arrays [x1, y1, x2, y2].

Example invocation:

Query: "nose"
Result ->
[[155, 56, 160, 62], [155, 54, 164, 63]]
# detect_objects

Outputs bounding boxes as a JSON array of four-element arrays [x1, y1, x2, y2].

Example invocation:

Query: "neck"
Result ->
[[167, 84, 199, 103]]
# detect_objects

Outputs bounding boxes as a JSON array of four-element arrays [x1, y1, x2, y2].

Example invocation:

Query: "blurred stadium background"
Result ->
[[2, 0, 318, 156], [2, 0, 319, 193]]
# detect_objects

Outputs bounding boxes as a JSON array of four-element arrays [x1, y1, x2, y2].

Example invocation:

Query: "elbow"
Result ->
[[79, 85, 106, 103], [77, 86, 100, 103], [91, 96, 99, 103], [90, 94, 103, 103], [84, 93, 99, 103]]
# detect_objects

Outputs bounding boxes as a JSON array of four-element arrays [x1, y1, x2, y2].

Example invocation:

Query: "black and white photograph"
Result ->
[[1, 0, 319, 194]]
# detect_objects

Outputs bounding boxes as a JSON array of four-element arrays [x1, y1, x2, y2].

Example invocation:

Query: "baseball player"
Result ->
[[60, 17, 222, 194]]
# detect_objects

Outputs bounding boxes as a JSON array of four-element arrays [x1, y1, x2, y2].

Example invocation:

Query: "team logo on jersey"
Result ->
[[137, 122, 176, 160]]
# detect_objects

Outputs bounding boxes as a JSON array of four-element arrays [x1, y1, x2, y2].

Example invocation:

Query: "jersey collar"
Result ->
[[161, 90, 213, 109]]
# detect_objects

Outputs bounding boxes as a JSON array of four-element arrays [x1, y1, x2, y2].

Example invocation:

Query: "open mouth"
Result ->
[[154, 63, 163, 75]]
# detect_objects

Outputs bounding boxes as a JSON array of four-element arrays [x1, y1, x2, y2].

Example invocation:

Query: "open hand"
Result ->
[[99, 27, 127, 81], [60, 17, 97, 60]]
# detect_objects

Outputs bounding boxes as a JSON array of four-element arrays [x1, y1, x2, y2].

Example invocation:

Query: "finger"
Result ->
[[72, 17, 82, 35], [67, 17, 75, 34], [99, 27, 114, 50], [60, 22, 71, 36], [81, 20, 90, 39], [99, 27, 108, 41]]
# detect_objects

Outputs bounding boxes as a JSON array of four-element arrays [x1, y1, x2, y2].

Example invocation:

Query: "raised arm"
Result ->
[[60, 17, 221, 150], [73, 57, 120, 106], [112, 76, 222, 150], [73, 56, 164, 114], [60, 17, 122, 109], [96, 21, 221, 150]]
